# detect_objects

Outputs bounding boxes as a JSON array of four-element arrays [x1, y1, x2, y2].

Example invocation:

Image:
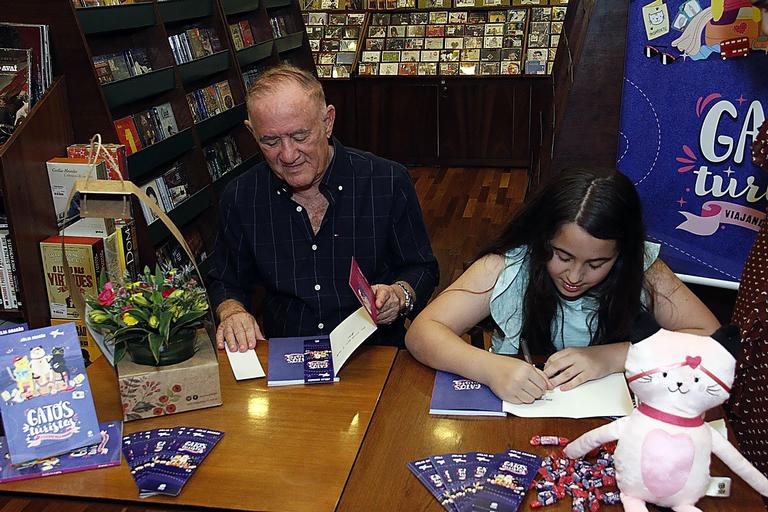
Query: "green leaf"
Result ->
[[159, 311, 172, 341], [169, 311, 208, 335], [113, 326, 150, 338], [155, 265, 164, 286], [114, 344, 127, 365], [127, 308, 150, 323], [149, 333, 165, 364]]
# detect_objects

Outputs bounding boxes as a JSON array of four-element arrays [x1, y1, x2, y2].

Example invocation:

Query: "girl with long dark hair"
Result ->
[[406, 168, 720, 404]]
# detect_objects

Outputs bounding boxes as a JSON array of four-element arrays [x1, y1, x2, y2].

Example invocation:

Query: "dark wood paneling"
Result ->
[[353, 79, 439, 166], [323, 80, 359, 149], [438, 79, 534, 167], [551, 0, 629, 172]]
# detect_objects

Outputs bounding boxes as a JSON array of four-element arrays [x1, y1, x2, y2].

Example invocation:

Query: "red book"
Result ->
[[239, 20, 255, 47], [113, 116, 143, 155]]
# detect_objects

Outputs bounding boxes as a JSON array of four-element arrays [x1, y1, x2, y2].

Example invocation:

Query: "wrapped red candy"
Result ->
[[530, 435, 570, 447]]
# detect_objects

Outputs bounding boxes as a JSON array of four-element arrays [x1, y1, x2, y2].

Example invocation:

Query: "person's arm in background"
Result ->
[[372, 166, 439, 324], [406, 256, 551, 404], [208, 181, 263, 352]]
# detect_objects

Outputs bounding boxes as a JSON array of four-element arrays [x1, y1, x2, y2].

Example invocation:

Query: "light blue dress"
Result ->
[[489, 242, 661, 355]]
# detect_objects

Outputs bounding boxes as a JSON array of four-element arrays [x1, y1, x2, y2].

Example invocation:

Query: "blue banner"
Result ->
[[619, 0, 768, 286]]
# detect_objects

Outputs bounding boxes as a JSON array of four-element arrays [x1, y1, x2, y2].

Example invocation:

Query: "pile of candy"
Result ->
[[530, 441, 620, 511]]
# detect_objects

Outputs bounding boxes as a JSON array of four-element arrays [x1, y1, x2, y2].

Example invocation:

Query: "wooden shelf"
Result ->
[[237, 40, 274, 67], [101, 67, 176, 109], [275, 32, 304, 54], [195, 104, 247, 143], [178, 51, 231, 84], [263, 0, 291, 8], [77, 3, 157, 34], [0, 77, 70, 328], [221, 0, 260, 15], [158, 0, 215, 23], [127, 128, 196, 181], [149, 186, 214, 245], [213, 153, 259, 193]]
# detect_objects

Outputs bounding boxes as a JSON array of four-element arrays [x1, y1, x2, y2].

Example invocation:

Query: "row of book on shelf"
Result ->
[[228, 13, 297, 52], [0, 217, 20, 310], [187, 80, 235, 124], [92, 48, 152, 85], [301, 0, 566, 8], [0, 22, 52, 145], [169, 25, 223, 65], [114, 102, 179, 155]]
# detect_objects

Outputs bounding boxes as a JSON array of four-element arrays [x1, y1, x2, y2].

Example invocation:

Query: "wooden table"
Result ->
[[0, 342, 397, 512], [336, 350, 766, 512]]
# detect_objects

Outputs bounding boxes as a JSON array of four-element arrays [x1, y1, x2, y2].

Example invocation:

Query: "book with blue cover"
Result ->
[[0, 421, 122, 482], [0, 323, 101, 464], [267, 336, 340, 387], [429, 370, 505, 416]]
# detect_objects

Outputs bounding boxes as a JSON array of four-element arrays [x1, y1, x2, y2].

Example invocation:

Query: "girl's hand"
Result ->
[[543, 343, 629, 391], [487, 356, 552, 404]]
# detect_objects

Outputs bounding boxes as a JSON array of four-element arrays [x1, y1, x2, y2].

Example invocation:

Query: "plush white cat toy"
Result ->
[[564, 314, 768, 512]]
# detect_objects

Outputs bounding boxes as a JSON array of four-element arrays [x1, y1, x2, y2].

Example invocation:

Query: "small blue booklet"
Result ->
[[0, 421, 122, 482], [0, 323, 101, 464], [122, 426, 224, 498], [267, 336, 340, 387], [429, 370, 505, 417]]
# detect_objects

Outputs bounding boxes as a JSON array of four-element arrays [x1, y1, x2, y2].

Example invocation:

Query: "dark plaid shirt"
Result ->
[[208, 138, 439, 346]]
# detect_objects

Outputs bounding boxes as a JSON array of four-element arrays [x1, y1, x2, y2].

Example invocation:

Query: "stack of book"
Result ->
[[156, 223, 208, 269], [228, 19, 262, 51], [204, 134, 243, 181], [113, 102, 179, 155], [168, 25, 223, 65], [72, 0, 139, 6], [138, 160, 190, 225], [0, 22, 52, 144], [92, 48, 152, 84], [0, 215, 19, 309], [186, 81, 234, 123]]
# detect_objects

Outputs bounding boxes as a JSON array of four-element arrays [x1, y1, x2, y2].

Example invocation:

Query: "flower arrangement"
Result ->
[[87, 265, 209, 366]]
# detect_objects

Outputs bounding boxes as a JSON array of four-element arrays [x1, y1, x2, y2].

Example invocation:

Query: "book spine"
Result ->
[[0, 233, 11, 309], [120, 220, 138, 281], [5, 234, 20, 308]]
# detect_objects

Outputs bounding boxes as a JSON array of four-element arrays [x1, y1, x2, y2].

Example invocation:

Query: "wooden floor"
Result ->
[[0, 167, 528, 512], [412, 166, 528, 292]]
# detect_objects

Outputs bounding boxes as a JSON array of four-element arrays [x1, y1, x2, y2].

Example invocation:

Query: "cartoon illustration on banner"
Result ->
[[620, 0, 768, 285]]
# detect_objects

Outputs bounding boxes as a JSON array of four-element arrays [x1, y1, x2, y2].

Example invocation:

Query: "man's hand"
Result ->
[[215, 300, 264, 352], [371, 284, 405, 325], [543, 343, 630, 391], [487, 356, 552, 404]]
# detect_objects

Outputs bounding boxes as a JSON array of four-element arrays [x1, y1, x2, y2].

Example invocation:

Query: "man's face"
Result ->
[[245, 83, 335, 192]]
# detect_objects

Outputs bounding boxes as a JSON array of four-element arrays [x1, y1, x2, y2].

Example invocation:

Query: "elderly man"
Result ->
[[208, 64, 439, 351]]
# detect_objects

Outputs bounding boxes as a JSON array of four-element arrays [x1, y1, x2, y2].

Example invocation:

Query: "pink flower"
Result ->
[[97, 284, 117, 306], [153, 407, 163, 416], [165, 404, 176, 413], [121, 305, 133, 312], [161, 288, 176, 298], [172, 384, 182, 393], [159, 395, 169, 403]]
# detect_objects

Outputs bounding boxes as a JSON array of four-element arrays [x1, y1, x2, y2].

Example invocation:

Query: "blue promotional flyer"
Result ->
[[619, 0, 768, 287]]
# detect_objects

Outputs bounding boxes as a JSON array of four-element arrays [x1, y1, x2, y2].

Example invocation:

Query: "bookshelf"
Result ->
[[305, 2, 568, 166], [0, 0, 314, 324], [0, 77, 71, 327]]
